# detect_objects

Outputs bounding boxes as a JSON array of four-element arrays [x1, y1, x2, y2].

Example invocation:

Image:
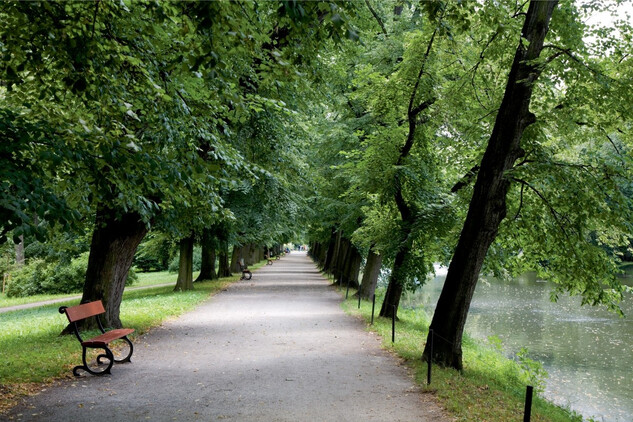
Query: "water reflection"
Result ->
[[406, 269, 633, 421]]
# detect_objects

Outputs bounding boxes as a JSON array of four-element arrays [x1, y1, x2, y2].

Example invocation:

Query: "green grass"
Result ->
[[338, 288, 583, 422], [0, 270, 189, 308], [0, 262, 267, 414]]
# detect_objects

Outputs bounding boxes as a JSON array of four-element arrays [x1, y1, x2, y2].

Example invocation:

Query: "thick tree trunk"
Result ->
[[328, 230, 343, 275], [247, 243, 259, 265], [195, 228, 216, 282], [230, 244, 244, 273], [379, 242, 410, 319], [359, 246, 382, 300], [80, 205, 148, 329], [340, 243, 362, 290], [174, 235, 195, 291], [218, 244, 231, 277], [333, 237, 350, 285], [423, 0, 558, 370], [322, 229, 337, 272]]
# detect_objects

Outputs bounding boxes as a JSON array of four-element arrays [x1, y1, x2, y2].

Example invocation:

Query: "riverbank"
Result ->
[[339, 287, 583, 422], [401, 270, 633, 421]]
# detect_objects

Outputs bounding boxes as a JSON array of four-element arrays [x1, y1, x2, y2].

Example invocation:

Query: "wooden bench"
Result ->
[[59, 300, 134, 376], [239, 263, 252, 280]]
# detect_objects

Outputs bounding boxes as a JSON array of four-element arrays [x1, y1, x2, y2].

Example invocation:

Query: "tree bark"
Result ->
[[195, 228, 217, 282], [333, 237, 350, 285], [218, 243, 231, 277], [423, 0, 558, 370], [230, 244, 244, 273], [174, 235, 195, 291], [359, 246, 382, 300], [322, 228, 337, 272], [379, 239, 411, 319], [328, 230, 343, 276], [341, 243, 362, 290], [79, 205, 148, 329]]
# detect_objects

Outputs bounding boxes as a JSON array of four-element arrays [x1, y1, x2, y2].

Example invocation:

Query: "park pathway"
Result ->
[[6, 251, 449, 421]]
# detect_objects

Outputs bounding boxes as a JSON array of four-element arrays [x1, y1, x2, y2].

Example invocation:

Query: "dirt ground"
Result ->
[[5, 252, 450, 421]]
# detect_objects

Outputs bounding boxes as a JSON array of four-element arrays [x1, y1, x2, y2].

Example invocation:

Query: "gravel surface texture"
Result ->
[[6, 251, 449, 421]]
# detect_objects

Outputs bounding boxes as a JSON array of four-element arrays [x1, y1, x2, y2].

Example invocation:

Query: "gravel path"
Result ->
[[6, 252, 449, 421]]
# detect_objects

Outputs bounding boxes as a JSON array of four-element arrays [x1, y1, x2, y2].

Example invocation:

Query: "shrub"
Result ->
[[5, 253, 137, 297]]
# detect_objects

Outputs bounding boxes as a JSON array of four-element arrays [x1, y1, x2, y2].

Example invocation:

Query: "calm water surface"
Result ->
[[406, 269, 633, 422]]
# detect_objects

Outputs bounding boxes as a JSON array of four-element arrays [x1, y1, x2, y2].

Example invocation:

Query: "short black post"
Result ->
[[524, 385, 533, 422], [371, 295, 376, 325], [345, 279, 350, 299], [391, 305, 396, 343], [427, 329, 433, 385], [358, 291, 361, 309]]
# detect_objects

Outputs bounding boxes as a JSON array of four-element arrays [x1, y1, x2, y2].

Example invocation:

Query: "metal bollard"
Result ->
[[524, 385, 533, 422], [371, 295, 376, 325], [358, 291, 361, 309], [345, 279, 350, 299], [427, 329, 433, 385]]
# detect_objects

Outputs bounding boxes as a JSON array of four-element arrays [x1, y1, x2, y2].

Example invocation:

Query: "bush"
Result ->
[[133, 232, 174, 272], [5, 253, 137, 297]]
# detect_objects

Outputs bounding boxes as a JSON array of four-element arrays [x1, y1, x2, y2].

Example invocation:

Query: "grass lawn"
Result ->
[[338, 287, 583, 422], [0, 271, 188, 308], [0, 263, 266, 415]]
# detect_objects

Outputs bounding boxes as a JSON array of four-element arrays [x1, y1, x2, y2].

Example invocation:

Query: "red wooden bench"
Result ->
[[59, 300, 134, 376]]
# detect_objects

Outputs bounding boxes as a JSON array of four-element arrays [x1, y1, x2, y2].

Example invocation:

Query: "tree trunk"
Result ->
[[423, 0, 558, 370], [218, 243, 231, 277], [79, 205, 148, 329], [322, 229, 337, 271], [195, 228, 216, 282], [359, 246, 382, 300], [379, 241, 410, 319], [378, 21, 438, 320], [341, 243, 362, 290], [174, 235, 195, 291], [333, 237, 350, 285], [15, 235, 24, 267], [230, 244, 244, 273], [328, 230, 343, 275]]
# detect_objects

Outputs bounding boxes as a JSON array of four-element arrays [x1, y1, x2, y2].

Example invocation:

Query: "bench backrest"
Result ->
[[63, 301, 105, 323]]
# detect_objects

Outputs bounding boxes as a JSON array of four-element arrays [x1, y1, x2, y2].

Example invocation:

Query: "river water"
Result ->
[[404, 268, 633, 421]]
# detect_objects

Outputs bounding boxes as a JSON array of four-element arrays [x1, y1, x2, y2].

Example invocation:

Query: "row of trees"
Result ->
[[1, 1, 357, 326], [306, 0, 633, 369], [4, 0, 633, 371]]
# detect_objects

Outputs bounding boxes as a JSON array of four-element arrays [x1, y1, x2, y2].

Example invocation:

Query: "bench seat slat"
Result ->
[[82, 328, 134, 347], [64, 301, 105, 323]]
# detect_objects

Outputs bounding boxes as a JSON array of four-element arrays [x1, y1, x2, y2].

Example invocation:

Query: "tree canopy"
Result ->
[[3, 0, 633, 368]]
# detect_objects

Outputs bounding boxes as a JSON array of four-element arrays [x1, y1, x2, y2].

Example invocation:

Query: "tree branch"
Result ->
[[364, 0, 388, 36], [512, 177, 571, 240], [542, 44, 616, 82], [91, 0, 101, 39], [451, 165, 480, 193]]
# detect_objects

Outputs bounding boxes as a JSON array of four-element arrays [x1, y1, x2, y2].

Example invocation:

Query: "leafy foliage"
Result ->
[[5, 253, 137, 297]]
